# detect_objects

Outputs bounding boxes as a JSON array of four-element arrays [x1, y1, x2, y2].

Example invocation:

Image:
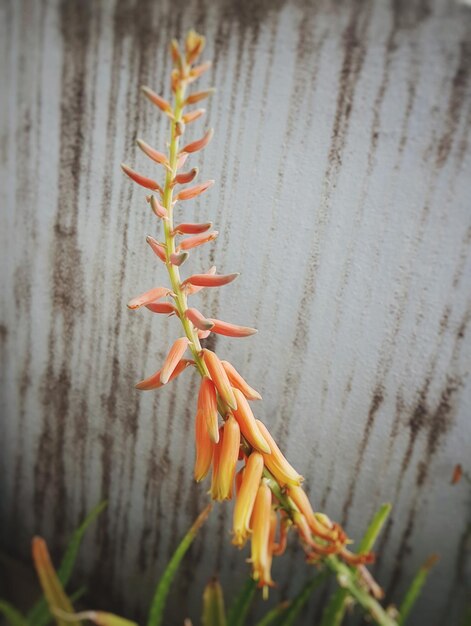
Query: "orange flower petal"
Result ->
[[181, 128, 214, 153], [173, 222, 212, 235], [186, 265, 217, 295], [194, 408, 214, 482], [255, 420, 303, 486], [146, 236, 167, 262], [186, 308, 215, 331], [183, 272, 239, 288], [176, 180, 214, 201], [141, 85, 172, 113], [198, 377, 219, 443], [250, 481, 275, 592], [220, 361, 262, 401], [160, 337, 191, 384], [135, 358, 193, 390], [209, 319, 257, 338], [185, 89, 215, 106], [149, 195, 168, 219], [137, 139, 171, 169], [178, 231, 219, 251], [172, 168, 198, 186], [202, 349, 237, 410], [169, 251, 189, 266], [128, 286, 170, 310], [232, 452, 264, 547], [182, 109, 206, 124], [145, 302, 177, 315], [121, 163, 162, 192], [210, 415, 240, 501], [232, 389, 270, 454]]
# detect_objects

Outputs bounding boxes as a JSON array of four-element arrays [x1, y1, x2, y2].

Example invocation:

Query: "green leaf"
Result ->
[[320, 503, 392, 626], [253, 602, 290, 626], [202, 578, 227, 626], [0, 599, 28, 626], [146, 503, 212, 626], [279, 572, 328, 626], [398, 554, 438, 625], [52, 609, 138, 626], [226, 577, 257, 626], [31, 537, 79, 626], [28, 501, 107, 626]]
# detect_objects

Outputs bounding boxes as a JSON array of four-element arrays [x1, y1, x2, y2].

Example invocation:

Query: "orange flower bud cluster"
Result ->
[[123, 29, 376, 597]]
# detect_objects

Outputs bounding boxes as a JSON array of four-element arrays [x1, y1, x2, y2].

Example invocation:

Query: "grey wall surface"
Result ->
[[1, 0, 470, 624]]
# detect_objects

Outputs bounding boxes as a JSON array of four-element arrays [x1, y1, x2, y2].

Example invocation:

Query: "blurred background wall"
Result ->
[[1, 0, 470, 623]]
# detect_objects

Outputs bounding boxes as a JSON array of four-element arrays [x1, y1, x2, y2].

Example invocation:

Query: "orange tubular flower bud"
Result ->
[[202, 349, 237, 410], [173, 221, 212, 235], [220, 361, 262, 401], [293, 512, 338, 556], [288, 485, 341, 543], [232, 389, 270, 454], [141, 85, 172, 114], [198, 377, 219, 443], [232, 452, 264, 547], [198, 329, 212, 339], [272, 515, 289, 556], [137, 139, 171, 169], [176, 152, 189, 169], [181, 128, 214, 154], [210, 416, 240, 501], [209, 319, 257, 338], [235, 467, 244, 496], [176, 180, 214, 201], [185, 89, 216, 106], [340, 547, 375, 566], [250, 481, 274, 594], [169, 251, 189, 267], [172, 168, 198, 186], [146, 236, 167, 262], [185, 30, 205, 64], [255, 420, 303, 487], [183, 272, 239, 288], [121, 164, 163, 193], [178, 231, 219, 251], [135, 359, 193, 390], [185, 265, 216, 295], [127, 286, 170, 310], [190, 61, 212, 80], [170, 39, 182, 69], [194, 408, 214, 482], [149, 195, 168, 219], [160, 337, 191, 384], [185, 308, 215, 331], [145, 302, 177, 315], [182, 109, 205, 124]]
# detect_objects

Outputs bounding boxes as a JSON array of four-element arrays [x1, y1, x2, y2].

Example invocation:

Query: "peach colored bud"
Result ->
[[202, 349, 237, 410], [146, 236, 167, 262], [136, 139, 170, 169], [194, 408, 214, 482], [209, 319, 257, 338], [121, 163, 163, 193], [185, 308, 215, 331], [149, 195, 168, 219], [186, 265, 217, 295], [220, 361, 262, 401], [288, 485, 339, 542], [176, 180, 214, 201], [250, 481, 274, 593], [198, 377, 219, 443], [170, 39, 182, 68], [174, 222, 212, 235], [145, 302, 177, 315], [127, 286, 170, 310], [135, 359, 193, 390], [183, 272, 239, 288], [232, 452, 264, 547], [176, 152, 189, 169], [255, 420, 303, 487], [172, 168, 198, 186], [340, 547, 375, 566], [160, 337, 191, 384], [186, 33, 206, 65], [183, 109, 205, 124], [185, 89, 215, 106], [272, 516, 289, 556], [141, 85, 172, 113], [232, 389, 270, 454], [169, 251, 189, 267], [179, 231, 219, 251], [210, 415, 240, 501], [181, 129, 213, 154], [292, 512, 337, 556], [198, 329, 212, 339], [190, 61, 212, 79]]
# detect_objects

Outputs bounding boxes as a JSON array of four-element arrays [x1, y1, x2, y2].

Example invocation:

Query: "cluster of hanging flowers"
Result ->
[[122, 30, 376, 598]]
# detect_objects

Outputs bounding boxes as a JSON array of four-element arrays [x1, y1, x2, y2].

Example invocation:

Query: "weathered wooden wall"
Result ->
[[1, 0, 470, 623]]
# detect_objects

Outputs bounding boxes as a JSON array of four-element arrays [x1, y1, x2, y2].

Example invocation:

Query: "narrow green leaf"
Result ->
[[320, 503, 392, 626], [279, 572, 328, 626], [0, 599, 28, 626], [31, 537, 79, 626], [398, 555, 438, 625], [53, 609, 138, 626], [146, 503, 212, 626], [28, 501, 107, 626], [202, 578, 227, 626], [253, 602, 290, 626], [226, 577, 257, 626]]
